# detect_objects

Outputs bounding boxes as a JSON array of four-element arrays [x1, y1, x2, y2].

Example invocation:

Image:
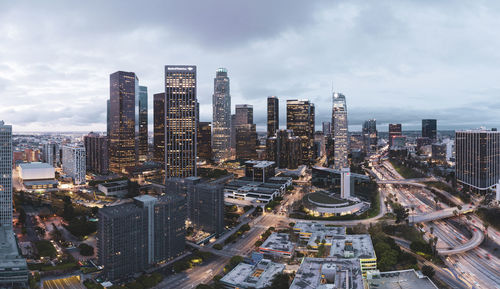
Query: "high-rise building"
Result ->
[[153, 93, 165, 164], [138, 86, 148, 163], [198, 122, 212, 162], [322, 122, 331, 137], [266, 129, 301, 169], [84, 132, 109, 175], [331, 92, 348, 170], [362, 119, 377, 152], [388, 124, 402, 147], [164, 65, 197, 178], [0, 121, 12, 228], [456, 129, 500, 191], [422, 119, 437, 141], [267, 96, 279, 137], [236, 124, 258, 160], [42, 142, 60, 168], [98, 194, 186, 281], [108, 71, 139, 174], [287, 100, 315, 164], [212, 68, 231, 163], [62, 145, 86, 184], [235, 104, 253, 125]]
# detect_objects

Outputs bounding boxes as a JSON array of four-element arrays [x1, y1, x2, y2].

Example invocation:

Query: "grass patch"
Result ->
[[477, 207, 500, 231], [34, 240, 57, 258], [308, 192, 345, 204], [389, 160, 425, 179]]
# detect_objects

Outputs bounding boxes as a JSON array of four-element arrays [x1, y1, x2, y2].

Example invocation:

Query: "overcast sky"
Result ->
[[0, 0, 499, 132]]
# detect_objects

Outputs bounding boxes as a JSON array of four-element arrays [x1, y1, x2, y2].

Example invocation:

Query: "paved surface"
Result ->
[[411, 204, 475, 223], [42, 276, 85, 289]]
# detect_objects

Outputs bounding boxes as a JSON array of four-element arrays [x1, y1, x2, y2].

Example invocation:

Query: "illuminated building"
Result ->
[[266, 129, 301, 169], [236, 124, 257, 160], [84, 132, 108, 175], [322, 121, 331, 137], [198, 122, 212, 161], [422, 119, 437, 141], [0, 121, 12, 228], [62, 145, 86, 184], [153, 93, 165, 164], [212, 68, 231, 163], [42, 142, 60, 168], [108, 71, 139, 174], [267, 96, 279, 137], [235, 104, 253, 125], [388, 123, 402, 147], [286, 100, 315, 164], [362, 119, 377, 152], [164, 65, 197, 178], [138, 85, 148, 163], [331, 92, 348, 170]]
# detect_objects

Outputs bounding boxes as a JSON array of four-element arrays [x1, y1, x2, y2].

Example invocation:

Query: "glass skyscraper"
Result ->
[[332, 92, 348, 170], [0, 121, 12, 228], [212, 68, 231, 163], [287, 99, 315, 164], [153, 93, 165, 164], [138, 86, 148, 163], [164, 65, 197, 178], [422, 119, 437, 141], [108, 71, 139, 174], [267, 96, 279, 137]]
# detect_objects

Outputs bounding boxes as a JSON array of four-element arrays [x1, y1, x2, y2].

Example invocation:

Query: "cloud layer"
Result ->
[[0, 1, 499, 132]]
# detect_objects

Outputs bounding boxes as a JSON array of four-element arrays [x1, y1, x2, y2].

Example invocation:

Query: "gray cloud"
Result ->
[[0, 1, 499, 132]]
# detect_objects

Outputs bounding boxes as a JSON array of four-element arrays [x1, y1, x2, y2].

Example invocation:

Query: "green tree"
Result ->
[[421, 265, 435, 278], [264, 273, 291, 289], [78, 243, 94, 256]]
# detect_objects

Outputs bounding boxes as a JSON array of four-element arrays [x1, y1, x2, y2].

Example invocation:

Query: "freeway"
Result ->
[[437, 227, 484, 255], [411, 204, 475, 223]]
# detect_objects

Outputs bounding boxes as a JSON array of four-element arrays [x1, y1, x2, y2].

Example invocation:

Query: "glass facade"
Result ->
[[164, 65, 197, 178], [362, 119, 377, 153], [331, 92, 348, 170], [153, 93, 165, 164], [198, 122, 212, 161], [212, 68, 231, 163], [267, 96, 279, 137], [0, 121, 12, 228], [422, 119, 437, 141], [286, 100, 315, 164], [138, 86, 148, 162], [388, 123, 402, 147]]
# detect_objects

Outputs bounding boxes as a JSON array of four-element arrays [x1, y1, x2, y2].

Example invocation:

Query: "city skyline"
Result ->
[[1, 1, 500, 132]]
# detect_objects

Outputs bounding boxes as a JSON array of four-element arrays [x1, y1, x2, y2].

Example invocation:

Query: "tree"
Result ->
[[421, 265, 435, 278], [264, 273, 291, 289], [78, 243, 94, 256], [213, 244, 223, 250]]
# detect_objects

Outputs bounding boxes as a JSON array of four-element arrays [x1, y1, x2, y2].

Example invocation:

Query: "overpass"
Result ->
[[410, 204, 475, 223], [437, 226, 484, 255], [377, 178, 435, 185]]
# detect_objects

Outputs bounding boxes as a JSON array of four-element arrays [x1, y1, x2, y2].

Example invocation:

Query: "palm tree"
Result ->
[[433, 196, 439, 210], [484, 223, 490, 245]]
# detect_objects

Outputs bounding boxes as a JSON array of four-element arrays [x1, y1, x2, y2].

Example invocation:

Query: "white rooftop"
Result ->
[[220, 259, 285, 289], [290, 258, 364, 289]]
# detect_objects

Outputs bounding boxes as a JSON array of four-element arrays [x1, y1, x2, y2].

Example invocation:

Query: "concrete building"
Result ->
[[366, 269, 438, 289], [331, 92, 348, 170], [165, 65, 197, 178], [197, 122, 212, 162], [18, 162, 58, 191], [322, 121, 331, 137], [340, 168, 351, 199], [138, 85, 148, 163], [220, 259, 285, 289], [244, 160, 275, 182], [224, 178, 290, 204], [97, 180, 129, 197], [153, 92, 165, 164], [42, 142, 60, 168], [258, 233, 294, 259], [287, 100, 315, 164], [84, 132, 108, 175], [0, 121, 12, 228], [267, 96, 279, 138], [362, 119, 377, 153], [328, 234, 377, 275], [293, 222, 346, 240], [456, 129, 500, 191], [422, 119, 437, 141], [290, 258, 364, 289], [62, 145, 86, 184], [236, 124, 257, 160], [211, 68, 231, 163], [388, 123, 402, 148], [266, 129, 301, 169]]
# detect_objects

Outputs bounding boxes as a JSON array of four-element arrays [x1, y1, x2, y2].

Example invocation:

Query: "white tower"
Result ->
[[341, 168, 351, 199]]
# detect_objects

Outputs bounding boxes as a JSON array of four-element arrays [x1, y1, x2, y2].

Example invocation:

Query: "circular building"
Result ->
[[302, 191, 368, 217]]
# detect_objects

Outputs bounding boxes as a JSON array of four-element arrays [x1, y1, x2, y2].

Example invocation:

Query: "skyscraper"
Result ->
[[138, 86, 148, 163], [322, 121, 331, 137], [153, 93, 165, 164], [230, 114, 237, 150], [62, 145, 86, 184], [422, 119, 437, 141], [388, 124, 402, 147], [108, 71, 139, 174], [362, 119, 377, 153], [236, 124, 258, 160], [266, 129, 301, 169], [164, 65, 197, 178], [212, 68, 231, 163], [198, 122, 212, 161], [84, 132, 109, 175], [0, 121, 12, 228], [287, 100, 315, 164], [331, 93, 348, 170], [235, 104, 253, 125], [42, 142, 60, 168], [456, 129, 500, 191], [267, 96, 279, 137]]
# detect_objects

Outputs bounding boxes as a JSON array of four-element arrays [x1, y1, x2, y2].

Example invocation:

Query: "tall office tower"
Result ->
[[108, 71, 139, 174], [230, 114, 237, 150], [456, 129, 500, 191], [422, 119, 437, 141], [0, 121, 12, 228], [62, 145, 86, 184], [106, 99, 110, 137], [138, 86, 148, 163], [266, 129, 301, 169], [362, 119, 378, 152], [287, 100, 315, 164], [236, 124, 258, 160], [267, 96, 279, 137], [98, 194, 186, 281], [235, 104, 253, 125], [42, 142, 59, 167], [84, 132, 109, 175], [322, 121, 331, 137], [340, 168, 351, 199], [388, 123, 402, 147], [331, 92, 348, 170], [198, 122, 212, 161], [212, 68, 231, 163], [153, 93, 165, 164], [164, 65, 197, 178]]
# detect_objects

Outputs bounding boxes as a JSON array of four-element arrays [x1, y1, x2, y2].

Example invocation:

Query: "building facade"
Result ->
[[267, 96, 279, 137], [62, 145, 86, 184], [138, 86, 148, 163], [331, 92, 348, 170], [388, 123, 402, 147], [456, 129, 500, 191], [362, 119, 377, 153], [422, 119, 437, 141], [84, 132, 108, 175], [42, 142, 60, 168], [236, 124, 258, 160], [266, 129, 301, 169], [211, 68, 231, 163], [287, 100, 315, 164], [165, 65, 198, 178], [108, 71, 139, 174], [197, 122, 212, 162], [153, 93, 165, 164], [0, 121, 12, 228]]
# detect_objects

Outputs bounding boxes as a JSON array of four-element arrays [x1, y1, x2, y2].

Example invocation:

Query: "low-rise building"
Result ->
[[244, 160, 275, 182], [220, 259, 285, 289], [290, 258, 364, 289], [18, 162, 58, 191], [258, 233, 295, 259], [0, 228, 29, 288], [293, 222, 346, 240], [365, 269, 438, 289], [224, 178, 289, 204], [328, 234, 377, 275], [98, 180, 129, 197]]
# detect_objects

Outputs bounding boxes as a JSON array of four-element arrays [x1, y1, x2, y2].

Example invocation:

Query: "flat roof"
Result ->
[[220, 259, 284, 289], [366, 269, 438, 289], [293, 222, 346, 236], [18, 162, 54, 169], [260, 233, 294, 253], [328, 234, 376, 259], [290, 258, 364, 289], [0, 228, 28, 270]]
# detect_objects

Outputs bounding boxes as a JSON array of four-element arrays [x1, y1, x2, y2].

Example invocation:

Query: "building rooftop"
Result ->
[[328, 234, 376, 260], [220, 259, 285, 289], [18, 162, 54, 169], [99, 202, 142, 218], [245, 160, 275, 168], [0, 228, 28, 270], [365, 269, 438, 289], [293, 222, 346, 237], [260, 233, 294, 254], [290, 258, 364, 289], [99, 180, 128, 188]]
